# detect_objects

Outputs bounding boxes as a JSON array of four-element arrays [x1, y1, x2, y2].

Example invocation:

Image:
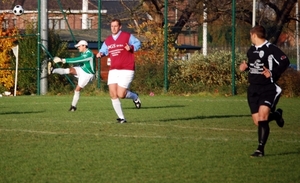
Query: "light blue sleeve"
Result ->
[[129, 34, 141, 51], [99, 42, 108, 56]]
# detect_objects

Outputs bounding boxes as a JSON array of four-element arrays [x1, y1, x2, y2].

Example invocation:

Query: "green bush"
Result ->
[[131, 62, 165, 94], [161, 50, 299, 96], [133, 50, 249, 95], [0, 84, 6, 94], [11, 24, 70, 95], [168, 50, 248, 95], [277, 67, 300, 97]]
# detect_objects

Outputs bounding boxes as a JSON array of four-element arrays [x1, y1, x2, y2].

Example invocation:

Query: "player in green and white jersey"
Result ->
[[48, 40, 95, 111]]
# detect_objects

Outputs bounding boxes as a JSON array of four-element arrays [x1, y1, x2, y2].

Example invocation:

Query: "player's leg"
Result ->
[[108, 70, 126, 123], [273, 108, 284, 127], [117, 70, 141, 109], [52, 68, 70, 75], [48, 62, 72, 75], [251, 85, 279, 157], [251, 113, 259, 126], [251, 105, 270, 157], [247, 85, 259, 127], [69, 68, 90, 112], [127, 90, 141, 109], [69, 67, 77, 75], [247, 85, 267, 157], [69, 85, 81, 112], [267, 84, 284, 127], [109, 84, 126, 123]]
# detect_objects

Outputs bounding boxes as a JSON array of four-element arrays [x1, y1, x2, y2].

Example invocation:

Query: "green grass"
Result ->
[[0, 95, 299, 183]]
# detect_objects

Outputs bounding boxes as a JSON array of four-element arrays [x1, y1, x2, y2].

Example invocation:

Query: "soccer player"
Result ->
[[96, 18, 141, 123], [239, 25, 290, 157], [48, 40, 95, 111]]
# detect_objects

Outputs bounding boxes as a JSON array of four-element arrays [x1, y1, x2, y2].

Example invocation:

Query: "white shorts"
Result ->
[[74, 67, 94, 88], [107, 69, 135, 89]]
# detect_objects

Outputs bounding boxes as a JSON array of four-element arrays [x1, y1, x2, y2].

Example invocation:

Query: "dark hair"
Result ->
[[250, 25, 266, 39], [111, 18, 121, 26]]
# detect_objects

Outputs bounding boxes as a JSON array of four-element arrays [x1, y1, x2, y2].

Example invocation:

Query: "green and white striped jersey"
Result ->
[[65, 49, 95, 74]]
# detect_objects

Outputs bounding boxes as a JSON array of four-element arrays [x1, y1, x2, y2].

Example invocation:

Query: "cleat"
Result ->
[[116, 118, 127, 123], [250, 150, 264, 157], [133, 94, 141, 109], [48, 62, 53, 75], [275, 108, 284, 128], [69, 105, 77, 112]]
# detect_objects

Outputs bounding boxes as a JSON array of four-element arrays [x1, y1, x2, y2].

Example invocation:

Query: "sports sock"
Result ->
[[71, 91, 80, 107], [52, 68, 70, 75], [111, 98, 125, 119], [125, 90, 138, 100], [257, 120, 270, 152], [268, 111, 280, 122]]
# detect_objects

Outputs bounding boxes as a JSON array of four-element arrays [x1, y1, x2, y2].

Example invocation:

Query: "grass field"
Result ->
[[0, 94, 299, 183]]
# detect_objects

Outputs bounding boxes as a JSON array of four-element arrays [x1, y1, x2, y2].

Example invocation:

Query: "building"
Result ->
[[0, 0, 201, 80], [0, 0, 200, 46], [0, 0, 140, 40]]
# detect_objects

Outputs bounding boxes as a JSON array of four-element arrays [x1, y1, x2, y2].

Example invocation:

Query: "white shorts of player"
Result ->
[[74, 67, 94, 88], [107, 69, 135, 89]]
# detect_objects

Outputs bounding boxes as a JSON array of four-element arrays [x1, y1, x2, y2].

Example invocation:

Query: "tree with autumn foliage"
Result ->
[[0, 14, 18, 93], [129, 20, 181, 92], [124, 0, 298, 45]]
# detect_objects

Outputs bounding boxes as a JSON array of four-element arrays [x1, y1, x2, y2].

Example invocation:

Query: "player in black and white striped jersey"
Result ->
[[239, 25, 290, 157]]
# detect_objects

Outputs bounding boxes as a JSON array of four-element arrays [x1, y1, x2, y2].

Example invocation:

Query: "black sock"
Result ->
[[257, 120, 270, 152], [268, 112, 275, 121], [268, 111, 280, 122]]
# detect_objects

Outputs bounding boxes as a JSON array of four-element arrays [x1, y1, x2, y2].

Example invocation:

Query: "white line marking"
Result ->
[[90, 121, 300, 135], [1, 128, 299, 143]]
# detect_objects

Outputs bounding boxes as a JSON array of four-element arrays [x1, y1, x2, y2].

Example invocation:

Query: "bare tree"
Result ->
[[258, 0, 297, 44], [137, 0, 297, 44]]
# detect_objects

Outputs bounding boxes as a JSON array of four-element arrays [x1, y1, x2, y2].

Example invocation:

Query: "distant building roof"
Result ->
[[0, 0, 140, 24], [68, 41, 100, 50], [175, 44, 202, 50], [0, 0, 141, 42], [57, 29, 111, 42]]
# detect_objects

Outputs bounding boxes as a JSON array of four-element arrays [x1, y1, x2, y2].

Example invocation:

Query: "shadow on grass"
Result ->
[[0, 110, 45, 115], [267, 149, 300, 157], [125, 104, 186, 110], [159, 114, 250, 122]]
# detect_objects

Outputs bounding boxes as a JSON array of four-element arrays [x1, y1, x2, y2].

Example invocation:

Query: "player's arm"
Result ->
[[239, 49, 252, 72], [128, 34, 141, 52], [53, 51, 93, 64], [65, 51, 94, 64], [97, 42, 108, 58], [239, 61, 249, 72], [271, 45, 290, 79]]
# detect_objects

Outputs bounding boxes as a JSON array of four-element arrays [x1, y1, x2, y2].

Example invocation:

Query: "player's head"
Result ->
[[75, 40, 88, 52], [110, 18, 122, 35], [250, 25, 266, 45], [250, 25, 266, 39]]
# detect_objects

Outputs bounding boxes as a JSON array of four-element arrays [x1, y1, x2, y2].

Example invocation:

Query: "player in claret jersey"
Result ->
[[239, 25, 290, 157], [97, 18, 141, 123]]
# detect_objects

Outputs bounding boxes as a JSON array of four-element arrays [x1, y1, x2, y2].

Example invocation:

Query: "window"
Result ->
[[81, 17, 94, 29], [30, 17, 38, 28], [49, 17, 65, 30], [13, 19, 17, 27], [87, 19, 92, 29], [2, 19, 9, 29]]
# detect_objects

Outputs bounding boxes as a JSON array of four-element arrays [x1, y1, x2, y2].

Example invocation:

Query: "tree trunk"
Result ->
[[261, 0, 297, 44]]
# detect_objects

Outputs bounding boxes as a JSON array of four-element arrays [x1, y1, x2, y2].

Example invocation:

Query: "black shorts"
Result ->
[[247, 83, 282, 114]]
